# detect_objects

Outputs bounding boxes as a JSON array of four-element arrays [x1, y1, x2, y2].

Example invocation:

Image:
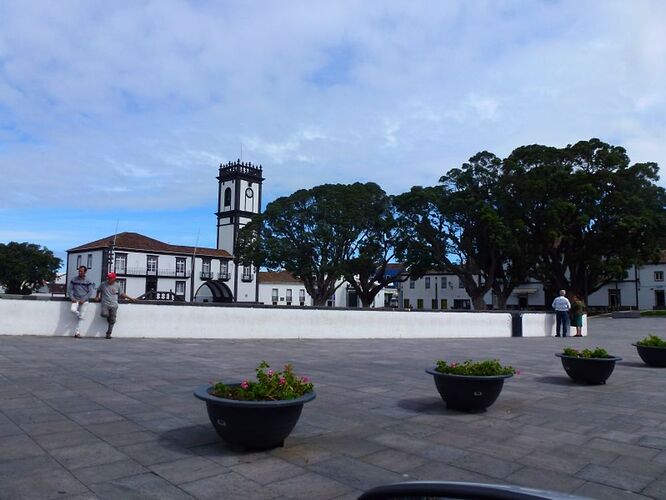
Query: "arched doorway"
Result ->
[[194, 281, 234, 303]]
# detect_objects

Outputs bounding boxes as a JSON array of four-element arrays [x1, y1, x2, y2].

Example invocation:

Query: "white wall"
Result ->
[[522, 312, 587, 337], [0, 297, 569, 339]]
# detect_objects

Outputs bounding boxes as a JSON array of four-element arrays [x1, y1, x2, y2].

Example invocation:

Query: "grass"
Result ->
[[640, 310, 666, 317]]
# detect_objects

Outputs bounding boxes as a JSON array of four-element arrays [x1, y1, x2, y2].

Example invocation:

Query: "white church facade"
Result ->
[[66, 160, 263, 303]]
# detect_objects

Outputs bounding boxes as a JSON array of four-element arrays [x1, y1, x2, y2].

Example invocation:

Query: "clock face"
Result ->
[[245, 187, 254, 199]]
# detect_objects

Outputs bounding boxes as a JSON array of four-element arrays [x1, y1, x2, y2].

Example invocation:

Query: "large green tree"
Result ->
[[341, 184, 404, 307], [0, 242, 62, 295], [504, 138, 666, 300], [236, 183, 384, 306], [395, 152, 529, 309]]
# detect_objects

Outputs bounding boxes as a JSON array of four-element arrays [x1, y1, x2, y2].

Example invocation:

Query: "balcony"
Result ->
[[200, 271, 214, 280], [241, 274, 254, 283], [218, 272, 230, 281], [117, 267, 190, 278]]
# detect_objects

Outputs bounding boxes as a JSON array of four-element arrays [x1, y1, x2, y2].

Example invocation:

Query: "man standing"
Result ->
[[94, 272, 136, 339], [68, 265, 95, 338], [552, 290, 571, 337]]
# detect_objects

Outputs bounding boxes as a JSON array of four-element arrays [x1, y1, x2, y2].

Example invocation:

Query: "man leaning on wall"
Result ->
[[67, 265, 95, 338]]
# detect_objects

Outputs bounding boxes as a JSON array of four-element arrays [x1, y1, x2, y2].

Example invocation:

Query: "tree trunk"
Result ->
[[471, 294, 487, 310]]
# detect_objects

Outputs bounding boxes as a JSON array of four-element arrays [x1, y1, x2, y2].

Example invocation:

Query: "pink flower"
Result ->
[[516, 369, 521, 375], [267, 369, 274, 377], [240, 380, 249, 390], [279, 377, 286, 385], [301, 376, 310, 383], [450, 363, 457, 368]]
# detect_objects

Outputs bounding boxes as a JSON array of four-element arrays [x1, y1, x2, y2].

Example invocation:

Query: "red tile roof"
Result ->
[[68, 232, 232, 258], [258, 271, 303, 284]]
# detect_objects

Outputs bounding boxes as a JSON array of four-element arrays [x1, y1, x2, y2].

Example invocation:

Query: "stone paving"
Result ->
[[1, 317, 666, 499]]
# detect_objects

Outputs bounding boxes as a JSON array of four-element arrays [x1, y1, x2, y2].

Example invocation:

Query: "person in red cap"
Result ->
[[93, 272, 136, 339]]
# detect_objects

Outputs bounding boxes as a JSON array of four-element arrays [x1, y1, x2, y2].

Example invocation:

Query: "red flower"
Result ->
[[240, 380, 249, 390]]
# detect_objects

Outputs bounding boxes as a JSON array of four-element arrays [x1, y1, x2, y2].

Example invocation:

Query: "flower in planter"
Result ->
[[434, 359, 516, 376], [212, 361, 313, 401], [562, 347, 612, 358], [636, 335, 666, 347]]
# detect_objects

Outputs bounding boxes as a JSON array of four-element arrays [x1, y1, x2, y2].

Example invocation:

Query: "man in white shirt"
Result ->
[[552, 290, 571, 337]]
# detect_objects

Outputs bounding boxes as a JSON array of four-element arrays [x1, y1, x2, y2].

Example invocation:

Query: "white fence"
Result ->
[[0, 297, 583, 339]]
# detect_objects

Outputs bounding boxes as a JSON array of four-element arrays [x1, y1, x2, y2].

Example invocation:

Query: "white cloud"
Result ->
[[0, 0, 664, 212]]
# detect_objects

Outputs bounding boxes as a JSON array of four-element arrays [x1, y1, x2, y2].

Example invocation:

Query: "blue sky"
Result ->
[[1, 1, 665, 266]]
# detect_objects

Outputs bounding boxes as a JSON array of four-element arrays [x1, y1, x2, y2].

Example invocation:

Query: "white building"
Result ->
[[66, 160, 263, 303], [257, 271, 399, 308]]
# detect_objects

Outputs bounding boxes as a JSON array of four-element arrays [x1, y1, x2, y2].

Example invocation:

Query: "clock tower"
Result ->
[[216, 159, 264, 302]]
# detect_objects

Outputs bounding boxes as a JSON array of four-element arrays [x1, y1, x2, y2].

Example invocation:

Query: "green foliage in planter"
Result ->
[[562, 347, 613, 358], [435, 359, 516, 376], [637, 335, 666, 347], [212, 361, 313, 401]]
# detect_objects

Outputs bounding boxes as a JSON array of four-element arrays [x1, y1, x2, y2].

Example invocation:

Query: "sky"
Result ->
[[1, 0, 665, 265]]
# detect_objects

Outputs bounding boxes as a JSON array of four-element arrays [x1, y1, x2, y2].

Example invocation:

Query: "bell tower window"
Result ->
[[224, 187, 232, 207]]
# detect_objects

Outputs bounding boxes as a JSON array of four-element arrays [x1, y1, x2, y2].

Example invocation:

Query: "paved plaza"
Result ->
[[1, 317, 666, 499]]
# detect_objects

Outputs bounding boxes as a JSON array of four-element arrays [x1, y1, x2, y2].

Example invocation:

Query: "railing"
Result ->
[[137, 290, 183, 301], [118, 268, 190, 278], [241, 274, 254, 282], [218, 272, 230, 281], [200, 271, 214, 280], [219, 161, 263, 179]]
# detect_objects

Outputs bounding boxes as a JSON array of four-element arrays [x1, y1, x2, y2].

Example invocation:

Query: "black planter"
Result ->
[[194, 385, 316, 449], [425, 369, 512, 412], [633, 344, 666, 367], [555, 354, 621, 384]]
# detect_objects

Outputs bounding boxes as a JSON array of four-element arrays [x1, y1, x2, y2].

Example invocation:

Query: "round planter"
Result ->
[[633, 344, 666, 367], [555, 354, 621, 384], [425, 369, 513, 412], [194, 384, 316, 449]]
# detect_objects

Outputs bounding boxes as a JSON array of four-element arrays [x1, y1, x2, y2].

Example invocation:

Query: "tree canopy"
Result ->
[[504, 138, 666, 299], [236, 183, 391, 306], [0, 242, 62, 295], [394, 152, 530, 309]]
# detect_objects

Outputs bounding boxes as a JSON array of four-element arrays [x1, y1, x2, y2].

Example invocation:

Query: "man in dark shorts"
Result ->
[[94, 272, 136, 339]]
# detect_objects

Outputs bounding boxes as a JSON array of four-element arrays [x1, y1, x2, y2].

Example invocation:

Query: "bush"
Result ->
[[636, 335, 666, 347], [211, 361, 313, 401], [562, 347, 612, 358], [435, 359, 517, 376]]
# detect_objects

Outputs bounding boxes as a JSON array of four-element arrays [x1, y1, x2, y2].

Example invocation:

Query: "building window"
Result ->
[[147, 255, 158, 275], [327, 295, 335, 307], [655, 271, 664, 282], [220, 260, 229, 278], [453, 299, 471, 310], [417, 298, 424, 310], [286, 289, 292, 305], [176, 258, 186, 276], [432, 299, 438, 309], [404, 298, 410, 309], [441, 298, 448, 309], [441, 277, 447, 289], [76, 255, 81, 268], [409, 279, 415, 289], [86, 254, 93, 270], [116, 278, 126, 294], [242, 266, 252, 281], [224, 187, 232, 207], [175, 281, 185, 296], [458, 278, 465, 288], [271, 288, 278, 305], [425, 277, 431, 289], [115, 253, 127, 274], [299, 289, 306, 306]]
